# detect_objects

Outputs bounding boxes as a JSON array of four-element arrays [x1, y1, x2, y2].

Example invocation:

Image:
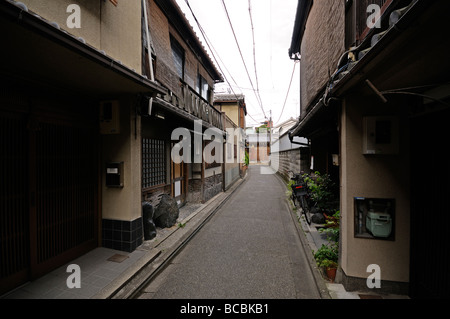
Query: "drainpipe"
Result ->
[[222, 111, 226, 192], [142, 0, 155, 82]]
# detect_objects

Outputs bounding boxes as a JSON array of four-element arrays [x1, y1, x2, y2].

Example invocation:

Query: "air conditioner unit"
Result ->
[[363, 116, 399, 155], [100, 101, 120, 134]]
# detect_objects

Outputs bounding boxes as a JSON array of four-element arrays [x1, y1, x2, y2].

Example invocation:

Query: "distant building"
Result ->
[[246, 127, 270, 165], [271, 118, 309, 180], [214, 94, 247, 188]]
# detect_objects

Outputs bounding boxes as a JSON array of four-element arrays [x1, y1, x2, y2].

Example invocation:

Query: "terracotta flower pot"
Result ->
[[326, 267, 337, 282]]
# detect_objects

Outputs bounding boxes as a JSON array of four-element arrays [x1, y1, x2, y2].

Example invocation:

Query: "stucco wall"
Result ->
[[101, 97, 142, 222], [340, 94, 411, 283], [221, 103, 240, 127], [224, 114, 240, 189], [21, 0, 142, 72], [300, 0, 345, 116]]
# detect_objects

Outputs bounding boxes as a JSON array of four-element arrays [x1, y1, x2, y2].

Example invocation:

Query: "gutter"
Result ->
[[289, 0, 426, 138], [331, 0, 426, 97], [289, 138, 310, 147], [289, 0, 313, 60], [289, 98, 324, 139]]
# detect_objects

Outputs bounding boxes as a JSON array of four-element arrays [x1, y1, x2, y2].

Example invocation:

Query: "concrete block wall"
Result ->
[[274, 148, 310, 181]]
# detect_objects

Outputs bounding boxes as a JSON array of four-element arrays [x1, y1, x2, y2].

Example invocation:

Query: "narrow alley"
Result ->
[[137, 166, 324, 299]]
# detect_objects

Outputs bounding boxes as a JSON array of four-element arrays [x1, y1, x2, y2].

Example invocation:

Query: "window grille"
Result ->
[[142, 138, 166, 189]]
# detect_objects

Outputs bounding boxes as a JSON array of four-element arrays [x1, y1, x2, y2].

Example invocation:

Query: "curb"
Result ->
[[98, 173, 248, 299], [273, 172, 332, 299]]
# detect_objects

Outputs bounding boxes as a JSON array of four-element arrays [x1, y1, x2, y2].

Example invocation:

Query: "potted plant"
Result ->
[[318, 259, 338, 282], [314, 243, 339, 282]]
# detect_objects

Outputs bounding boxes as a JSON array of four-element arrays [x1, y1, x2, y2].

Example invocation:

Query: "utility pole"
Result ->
[[269, 110, 272, 162]]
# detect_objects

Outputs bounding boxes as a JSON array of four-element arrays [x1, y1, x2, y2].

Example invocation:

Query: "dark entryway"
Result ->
[[0, 92, 99, 295], [410, 107, 450, 298]]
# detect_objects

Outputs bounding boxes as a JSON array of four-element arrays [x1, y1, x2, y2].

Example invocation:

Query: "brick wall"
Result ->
[[300, 0, 345, 116]]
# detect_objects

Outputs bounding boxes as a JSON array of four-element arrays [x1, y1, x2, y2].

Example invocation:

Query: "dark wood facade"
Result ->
[[0, 79, 99, 294], [0, 0, 165, 295]]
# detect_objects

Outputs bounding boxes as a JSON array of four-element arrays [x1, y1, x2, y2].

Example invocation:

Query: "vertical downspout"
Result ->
[[221, 112, 226, 192], [142, 0, 155, 82]]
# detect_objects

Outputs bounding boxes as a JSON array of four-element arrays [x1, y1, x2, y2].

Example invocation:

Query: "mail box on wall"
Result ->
[[106, 162, 124, 188]]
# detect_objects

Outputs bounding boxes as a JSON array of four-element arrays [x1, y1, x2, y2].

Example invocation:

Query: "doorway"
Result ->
[[410, 107, 450, 298], [0, 102, 99, 295]]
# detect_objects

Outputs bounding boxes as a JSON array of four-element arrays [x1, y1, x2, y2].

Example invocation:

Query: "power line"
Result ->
[[275, 60, 298, 125], [220, 0, 267, 120], [183, 1, 242, 99], [183, 0, 260, 124], [248, 0, 264, 112]]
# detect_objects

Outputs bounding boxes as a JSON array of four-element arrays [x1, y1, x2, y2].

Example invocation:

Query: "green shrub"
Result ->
[[314, 243, 338, 265], [319, 210, 340, 242], [303, 171, 338, 210]]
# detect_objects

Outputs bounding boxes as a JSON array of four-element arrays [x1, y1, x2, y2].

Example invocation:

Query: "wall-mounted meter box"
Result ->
[[363, 116, 399, 155], [106, 162, 124, 188], [354, 197, 395, 240], [100, 101, 120, 134], [366, 212, 392, 238]]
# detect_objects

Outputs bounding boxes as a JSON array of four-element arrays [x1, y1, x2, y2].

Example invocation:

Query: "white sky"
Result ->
[[175, 0, 300, 127]]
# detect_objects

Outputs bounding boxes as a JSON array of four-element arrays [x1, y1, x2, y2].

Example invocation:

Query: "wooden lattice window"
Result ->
[[142, 138, 166, 189]]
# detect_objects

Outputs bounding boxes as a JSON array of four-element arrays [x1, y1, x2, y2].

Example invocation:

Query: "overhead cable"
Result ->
[[183, 0, 260, 123], [220, 0, 267, 120], [248, 0, 265, 114], [275, 60, 298, 125]]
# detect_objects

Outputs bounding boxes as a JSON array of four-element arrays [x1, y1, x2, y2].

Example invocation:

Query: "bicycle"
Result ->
[[288, 171, 312, 225]]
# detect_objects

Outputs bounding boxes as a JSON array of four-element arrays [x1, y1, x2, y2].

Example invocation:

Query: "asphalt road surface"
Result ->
[[139, 165, 322, 299]]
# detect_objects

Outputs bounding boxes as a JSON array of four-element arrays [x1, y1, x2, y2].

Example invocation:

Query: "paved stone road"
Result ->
[[139, 166, 322, 299]]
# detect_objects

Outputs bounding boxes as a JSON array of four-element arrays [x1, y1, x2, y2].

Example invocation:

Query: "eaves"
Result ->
[[290, 0, 437, 139], [0, 0, 167, 97], [289, 0, 313, 59], [330, 0, 431, 98]]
